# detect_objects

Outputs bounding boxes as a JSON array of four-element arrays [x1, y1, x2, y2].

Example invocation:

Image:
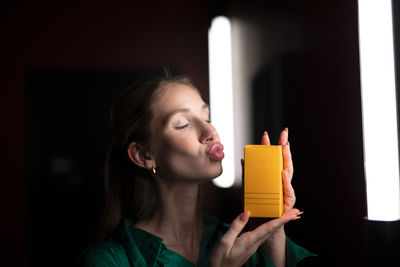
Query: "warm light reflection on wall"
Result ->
[[208, 16, 235, 188], [358, 0, 400, 221]]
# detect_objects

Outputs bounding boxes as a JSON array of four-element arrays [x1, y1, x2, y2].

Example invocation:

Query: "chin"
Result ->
[[209, 164, 223, 179], [196, 163, 222, 181]]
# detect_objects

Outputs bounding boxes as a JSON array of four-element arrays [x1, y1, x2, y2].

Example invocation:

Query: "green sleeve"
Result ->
[[243, 236, 317, 267], [286, 237, 317, 267], [243, 249, 274, 267], [82, 241, 131, 267]]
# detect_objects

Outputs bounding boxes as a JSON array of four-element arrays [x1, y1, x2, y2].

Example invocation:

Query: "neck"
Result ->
[[136, 179, 203, 244]]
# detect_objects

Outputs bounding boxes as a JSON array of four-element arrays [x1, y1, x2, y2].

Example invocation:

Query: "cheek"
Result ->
[[158, 134, 200, 165], [169, 134, 198, 155], [155, 134, 222, 180]]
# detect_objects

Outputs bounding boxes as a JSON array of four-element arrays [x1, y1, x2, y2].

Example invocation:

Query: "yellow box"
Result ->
[[244, 145, 283, 218]]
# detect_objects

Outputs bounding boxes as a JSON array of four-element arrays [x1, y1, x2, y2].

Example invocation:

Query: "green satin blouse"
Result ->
[[82, 214, 316, 267]]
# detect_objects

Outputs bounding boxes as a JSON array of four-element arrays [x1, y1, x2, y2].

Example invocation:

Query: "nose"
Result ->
[[199, 121, 219, 144]]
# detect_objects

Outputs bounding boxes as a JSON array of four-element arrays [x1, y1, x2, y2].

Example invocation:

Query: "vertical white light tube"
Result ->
[[208, 16, 235, 188], [358, 0, 400, 221]]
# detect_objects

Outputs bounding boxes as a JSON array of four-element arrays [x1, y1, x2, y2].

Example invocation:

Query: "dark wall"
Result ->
[[228, 1, 366, 266], [2, 0, 367, 266], [2, 1, 212, 266]]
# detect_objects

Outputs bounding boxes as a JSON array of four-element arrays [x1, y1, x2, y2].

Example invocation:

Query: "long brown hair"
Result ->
[[99, 75, 195, 240]]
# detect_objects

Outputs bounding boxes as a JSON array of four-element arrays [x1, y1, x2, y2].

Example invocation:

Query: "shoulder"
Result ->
[[82, 241, 130, 267]]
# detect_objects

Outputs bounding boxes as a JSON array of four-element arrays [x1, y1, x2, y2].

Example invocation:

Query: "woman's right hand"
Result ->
[[208, 209, 301, 267]]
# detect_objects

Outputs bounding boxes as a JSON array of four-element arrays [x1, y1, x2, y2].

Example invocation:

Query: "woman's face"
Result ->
[[149, 83, 223, 182]]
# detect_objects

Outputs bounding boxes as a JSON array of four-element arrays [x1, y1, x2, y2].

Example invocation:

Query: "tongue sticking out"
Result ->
[[208, 142, 225, 161]]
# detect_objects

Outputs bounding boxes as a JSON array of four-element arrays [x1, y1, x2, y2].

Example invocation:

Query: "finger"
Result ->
[[282, 169, 295, 198], [282, 143, 294, 176], [279, 128, 293, 173], [249, 209, 301, 245], [278, 128, 288, 146], [261, 131, 271, 145], [241, 158, 244, 184], [282, 169, 296, 209], [281, 208, 302, 221], [219, 212, 250, 252]]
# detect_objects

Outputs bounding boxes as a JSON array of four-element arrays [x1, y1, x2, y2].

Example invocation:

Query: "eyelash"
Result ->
[[175, 124, 189, 130], [175, 120, 211, 130]]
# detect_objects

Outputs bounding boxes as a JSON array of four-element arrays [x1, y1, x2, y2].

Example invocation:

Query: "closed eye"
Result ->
[[175, 124, 189, 130]]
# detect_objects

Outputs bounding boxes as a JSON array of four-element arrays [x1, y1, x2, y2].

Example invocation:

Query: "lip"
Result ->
[[207, 142, 225, 161]]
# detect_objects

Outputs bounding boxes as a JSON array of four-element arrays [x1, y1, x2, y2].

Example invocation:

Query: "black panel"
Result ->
[[365, 220, 400, 267], [26, 70, 165, 267]]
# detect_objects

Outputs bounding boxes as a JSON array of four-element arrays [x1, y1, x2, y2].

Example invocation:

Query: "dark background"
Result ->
[[3, 0, 394, 266]]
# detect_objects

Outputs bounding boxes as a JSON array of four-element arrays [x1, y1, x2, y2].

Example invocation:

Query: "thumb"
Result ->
[[221, 212, 250, 251]]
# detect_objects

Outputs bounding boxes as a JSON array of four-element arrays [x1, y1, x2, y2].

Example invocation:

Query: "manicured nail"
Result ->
[[240, 212, 250, 222]]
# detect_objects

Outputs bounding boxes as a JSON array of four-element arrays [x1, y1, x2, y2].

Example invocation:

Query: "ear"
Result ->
[[127, 142, 156, 170]]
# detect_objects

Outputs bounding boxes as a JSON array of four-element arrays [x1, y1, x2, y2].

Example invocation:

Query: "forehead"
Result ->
[[152, 83, 206, 114]]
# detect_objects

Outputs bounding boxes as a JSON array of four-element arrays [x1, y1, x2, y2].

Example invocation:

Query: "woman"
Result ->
[[83, 75, 315, 266]]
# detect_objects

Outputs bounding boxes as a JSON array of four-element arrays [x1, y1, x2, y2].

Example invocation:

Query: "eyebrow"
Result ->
[[162, 104, 209, 125]]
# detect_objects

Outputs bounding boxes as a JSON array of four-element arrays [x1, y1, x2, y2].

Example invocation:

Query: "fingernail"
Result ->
[[240, 212, 250, 222], [284, 127, 288, 132], [264, 131, 268, 135]]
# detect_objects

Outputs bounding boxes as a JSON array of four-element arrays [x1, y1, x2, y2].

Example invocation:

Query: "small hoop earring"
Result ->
[[152, 167, 156, 176]]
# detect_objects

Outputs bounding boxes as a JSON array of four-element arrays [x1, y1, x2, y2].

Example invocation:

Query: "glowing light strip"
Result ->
[[208, 16, 235, 188], [358, 0, 400, 221]]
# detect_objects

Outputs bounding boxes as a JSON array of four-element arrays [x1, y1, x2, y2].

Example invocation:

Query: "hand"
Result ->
[[261, 128, 296, 212], [228, 128, 300, 267], [209, 210, 301, 267], [240, 128, 298, 218]]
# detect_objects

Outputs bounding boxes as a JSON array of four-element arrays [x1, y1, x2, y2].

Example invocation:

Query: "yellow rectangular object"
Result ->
[[244, 145, 283, 218]]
